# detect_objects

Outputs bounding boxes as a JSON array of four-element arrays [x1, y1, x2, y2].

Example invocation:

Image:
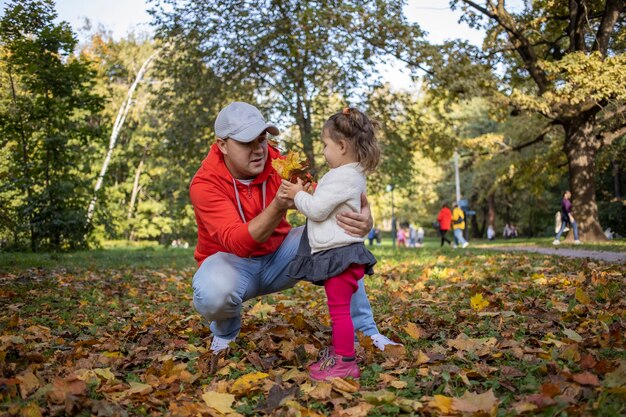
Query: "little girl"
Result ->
[[280, 107, 380, 381]]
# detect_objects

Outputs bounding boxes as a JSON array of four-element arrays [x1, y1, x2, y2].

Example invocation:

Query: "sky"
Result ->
[[1, 0, 488, 89]]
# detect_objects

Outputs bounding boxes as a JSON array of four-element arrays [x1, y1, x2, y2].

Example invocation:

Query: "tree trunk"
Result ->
[[295, 95, 316, 176], [612, 160, 622, 198], [563, 118, 607, 241], [86, 51, 158, 225], [127, 153, 145, 220]]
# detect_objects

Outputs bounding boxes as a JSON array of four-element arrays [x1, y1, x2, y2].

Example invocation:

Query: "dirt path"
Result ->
[[480, 246, 626, 264]]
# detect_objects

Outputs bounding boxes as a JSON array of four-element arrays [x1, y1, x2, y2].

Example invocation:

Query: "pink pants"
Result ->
[[324, 263, 365, 357]]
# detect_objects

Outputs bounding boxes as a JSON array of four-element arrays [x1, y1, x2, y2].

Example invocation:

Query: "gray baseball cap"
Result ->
[[214, 102, 279, 142]]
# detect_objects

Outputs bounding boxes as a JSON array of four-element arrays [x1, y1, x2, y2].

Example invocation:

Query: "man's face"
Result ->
[[217, 132, 268, 180]]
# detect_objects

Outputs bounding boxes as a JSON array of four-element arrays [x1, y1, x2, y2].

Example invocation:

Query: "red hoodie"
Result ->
[[190, 143, 291, 265]]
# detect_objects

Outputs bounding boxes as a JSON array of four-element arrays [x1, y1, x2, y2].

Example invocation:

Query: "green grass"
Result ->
[[0, 246, 197, 272]]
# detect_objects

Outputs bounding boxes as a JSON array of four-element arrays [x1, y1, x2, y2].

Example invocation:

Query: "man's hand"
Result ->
[[336, 193, 374, 238], [274, 183, 296, 210]]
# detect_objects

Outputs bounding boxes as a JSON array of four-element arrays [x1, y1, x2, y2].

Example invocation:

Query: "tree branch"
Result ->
[[601, 123, 626, 146], [568, 0, 587, 52], [510, 123, 555, 152], [460, 0, 550, 93], [593, 0, 625, 54]]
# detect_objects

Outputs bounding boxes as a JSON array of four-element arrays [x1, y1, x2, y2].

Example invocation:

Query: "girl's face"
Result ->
[[321, 129, 349, 169]]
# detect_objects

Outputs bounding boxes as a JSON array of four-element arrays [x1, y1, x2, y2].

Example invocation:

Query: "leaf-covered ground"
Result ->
[[1, 246, 625, 416]]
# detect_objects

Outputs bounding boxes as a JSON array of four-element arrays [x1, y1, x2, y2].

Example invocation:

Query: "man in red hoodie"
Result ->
[[190, 102, 400, 365]]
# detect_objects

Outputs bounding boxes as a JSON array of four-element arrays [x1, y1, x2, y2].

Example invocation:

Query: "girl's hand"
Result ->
[[280, 178, 305, 200]]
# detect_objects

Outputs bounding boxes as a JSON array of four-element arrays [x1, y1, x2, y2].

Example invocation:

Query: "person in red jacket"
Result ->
[[190, 102, 400, 369], [436, 203, 452, 247]]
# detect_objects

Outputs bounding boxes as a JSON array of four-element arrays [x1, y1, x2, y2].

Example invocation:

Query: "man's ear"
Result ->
[[216, 138, 228, 155]]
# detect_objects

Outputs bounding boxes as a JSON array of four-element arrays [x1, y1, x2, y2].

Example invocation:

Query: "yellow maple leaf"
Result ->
[[272, 151, 312, 183], [230, 371, 269, 395], [428, 395, 453, 414], [404, 322, 423, 339], [471, 293, 490, 311], [201, 390, 235, 414]]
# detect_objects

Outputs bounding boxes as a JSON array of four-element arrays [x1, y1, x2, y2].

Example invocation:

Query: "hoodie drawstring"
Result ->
[[232, 179, 267, 223]]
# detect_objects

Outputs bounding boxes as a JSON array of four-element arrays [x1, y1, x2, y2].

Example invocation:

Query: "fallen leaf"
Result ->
[[572, 371, 600, 386], [247, 301, 276, 318], [452, 389, 498, 413], [471, 293, 490, 311], [230, 371, 269, 395], [125, 382, 153, 396], [17, 372, 40, 399], [511, 401, 538, 414], [338, 403, 374, 417], [394, 397, 423, 412], [331, 378, 360, 394], [309, 382, 332, 400], [404, 322, 423, 339], [257, 384, 298, 414], [604, 360, 626, 388], [575, 287, 591, 305], [20, 403, 43, 417], [448, 333, 497, 355], [562, 328, 583, 342], [390, 380, 408, 389], [201, 390, 235, 414], [428, 395, 453, 414], [362, 389, 396, 405]]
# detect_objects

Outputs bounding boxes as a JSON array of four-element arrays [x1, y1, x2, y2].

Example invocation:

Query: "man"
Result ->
[[451, 202, 469, 248], [553, 190, 582, 245], [190, 102, 399, 366]]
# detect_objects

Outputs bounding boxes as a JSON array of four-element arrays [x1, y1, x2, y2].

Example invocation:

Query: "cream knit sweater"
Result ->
[[294, 163, 366, 254]]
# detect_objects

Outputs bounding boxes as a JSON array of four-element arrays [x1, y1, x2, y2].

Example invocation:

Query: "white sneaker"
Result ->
[[452, 243, 458, 248], [574, 240, 582, 245], [552, 239, 560, 245], [462, 242, 469, 248], [370, 334, 402, 352], [210, 335, 235, 353]]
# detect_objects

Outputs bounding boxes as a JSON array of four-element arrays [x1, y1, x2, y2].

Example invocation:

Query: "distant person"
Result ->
[[416, 227, 425, 246], [487, 225, 495, 241], [368, 227, 381, 246], [396, 227, 407, 247], [408, 224, 417, 247], [553, 190, 582, 245], [451, 202, 469, 248], [436, 203, 452, 247], [503, 223, 513, 239]]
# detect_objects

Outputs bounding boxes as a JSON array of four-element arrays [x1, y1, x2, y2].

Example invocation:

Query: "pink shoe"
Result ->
[[310, 346, 335, 372], [309, 353, 360, 381]]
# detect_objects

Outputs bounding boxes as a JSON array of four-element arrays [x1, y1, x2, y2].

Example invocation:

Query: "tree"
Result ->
[[0, 0, 103, 250], [448, 0, 626, 241], [149, 0, 423, 175]]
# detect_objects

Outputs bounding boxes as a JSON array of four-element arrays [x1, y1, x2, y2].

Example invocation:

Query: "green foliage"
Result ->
[[0, 0, 103, 251]]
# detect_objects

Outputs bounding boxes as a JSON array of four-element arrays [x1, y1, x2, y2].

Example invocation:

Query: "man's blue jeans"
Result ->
[[453, 228, 467, 246], [556, 220, 579, 241], [192, 226, 379, 339]]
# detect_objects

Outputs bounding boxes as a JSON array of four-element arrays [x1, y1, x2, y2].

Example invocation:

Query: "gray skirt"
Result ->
[[287, 226, 376, 284]]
